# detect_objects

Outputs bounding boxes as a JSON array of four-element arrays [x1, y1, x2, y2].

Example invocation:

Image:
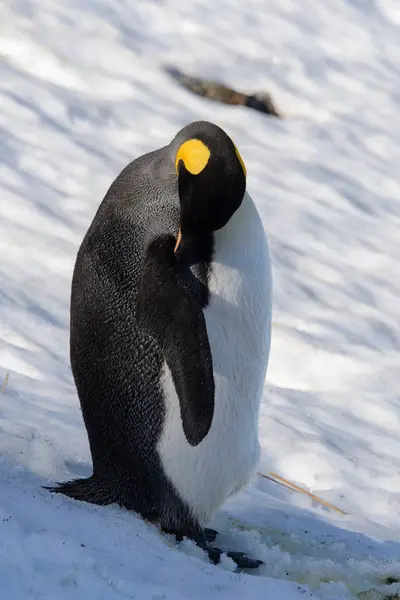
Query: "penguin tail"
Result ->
[[44, 476, 116, 506]]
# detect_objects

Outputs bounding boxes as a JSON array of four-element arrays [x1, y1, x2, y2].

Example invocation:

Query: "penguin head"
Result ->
[[171, 121, 247, 257]]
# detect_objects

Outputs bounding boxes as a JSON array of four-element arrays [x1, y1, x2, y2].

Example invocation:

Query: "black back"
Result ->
[[70, 141, 213, 515]]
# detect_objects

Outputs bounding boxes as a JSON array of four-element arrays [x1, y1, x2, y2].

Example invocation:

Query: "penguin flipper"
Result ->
[[136, 236, 215, 447], [44, 476, 117, 506]]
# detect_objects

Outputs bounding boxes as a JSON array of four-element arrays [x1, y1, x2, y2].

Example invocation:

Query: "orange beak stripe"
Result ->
[[174, 228, 182, 253]]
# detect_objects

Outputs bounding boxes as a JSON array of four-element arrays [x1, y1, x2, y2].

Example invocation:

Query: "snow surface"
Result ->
[[1, 0, 400, 598]]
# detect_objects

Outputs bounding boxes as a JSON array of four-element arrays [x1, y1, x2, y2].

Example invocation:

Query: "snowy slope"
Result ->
[[1, 0, 400, 598]]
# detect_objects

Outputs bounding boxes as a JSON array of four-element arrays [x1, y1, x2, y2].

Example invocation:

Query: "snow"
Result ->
[[1, 0, 400, 598]]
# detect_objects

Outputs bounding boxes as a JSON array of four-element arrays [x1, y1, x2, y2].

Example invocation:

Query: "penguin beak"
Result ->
[[174, 228, 191, 261], [174, 229, 198, 262], [174, 228, 182, 254]]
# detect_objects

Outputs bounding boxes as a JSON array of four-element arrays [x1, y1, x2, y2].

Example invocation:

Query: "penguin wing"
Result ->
[[136, 236, 215, 446]]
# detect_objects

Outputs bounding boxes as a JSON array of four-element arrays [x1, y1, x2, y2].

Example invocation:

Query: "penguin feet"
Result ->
[[204, 527, 219, 543], [206, 545, 263, 569], [203, 529, 262, 568], [164, 527, 262, 569]]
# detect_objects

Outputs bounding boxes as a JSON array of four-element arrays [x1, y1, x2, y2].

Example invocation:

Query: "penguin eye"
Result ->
[[233, 143, 247, 178], [175, 139, 211, 175]]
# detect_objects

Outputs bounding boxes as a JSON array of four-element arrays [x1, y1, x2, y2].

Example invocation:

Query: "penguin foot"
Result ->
[[206, 545, 263, 569], [204, 527, 219, 543], [163, 525, 262, 569], [201, 529, 263, 568]]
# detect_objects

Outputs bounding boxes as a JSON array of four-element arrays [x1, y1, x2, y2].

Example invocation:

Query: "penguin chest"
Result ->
[[157, 195, 272, 524]]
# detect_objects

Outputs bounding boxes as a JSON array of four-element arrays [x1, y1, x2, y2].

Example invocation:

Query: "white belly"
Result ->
[[158, 192, 272, 525]]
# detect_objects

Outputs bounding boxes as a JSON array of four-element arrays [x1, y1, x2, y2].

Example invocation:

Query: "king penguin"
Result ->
[[48, 120, 273, 569]]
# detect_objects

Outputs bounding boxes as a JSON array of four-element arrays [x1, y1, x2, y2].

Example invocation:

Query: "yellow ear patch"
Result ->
[[175, 139, 211, 175], [234, 144, 247, 178]]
